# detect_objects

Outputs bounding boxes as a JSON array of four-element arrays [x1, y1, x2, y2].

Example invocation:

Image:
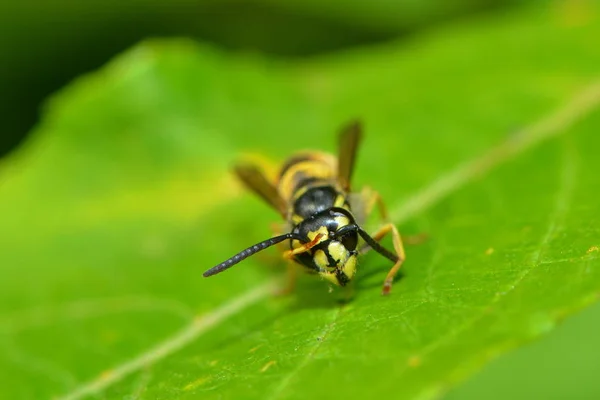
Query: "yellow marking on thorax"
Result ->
[[291, 214, 304, 225], [334, 194, 347, 208], [290, 184, 311, 204]]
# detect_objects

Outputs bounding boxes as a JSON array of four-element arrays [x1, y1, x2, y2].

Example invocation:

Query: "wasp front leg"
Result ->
[[358, 189, 406, 295], [364, 223, 406, 295]]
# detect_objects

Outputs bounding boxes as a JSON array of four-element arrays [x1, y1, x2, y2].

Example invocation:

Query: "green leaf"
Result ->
[[444, 300, 600, 399], [1, 3, 599, 400]]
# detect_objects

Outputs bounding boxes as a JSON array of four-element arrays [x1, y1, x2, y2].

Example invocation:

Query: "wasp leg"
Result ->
[[353, 187, 425, 242], [357, 189, 406, 295], [364, 223, 406, 295], [348, 186, 384, 225], [366, 187, 389, 219], [283, 233, 325, 258], [357, 188, 388, 254]]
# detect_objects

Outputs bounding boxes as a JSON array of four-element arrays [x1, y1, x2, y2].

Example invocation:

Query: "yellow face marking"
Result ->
[[342, 255, 357, 280], [327, 242, 348, 264], [320, 272, 341, 286], [307, 226, 328, 241], [313, 249, 329, 270], [316, 239, 357, 286]]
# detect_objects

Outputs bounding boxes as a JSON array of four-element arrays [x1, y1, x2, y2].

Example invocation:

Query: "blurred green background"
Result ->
[[0, 0, 517, 156], [2, 1, 600, 399]]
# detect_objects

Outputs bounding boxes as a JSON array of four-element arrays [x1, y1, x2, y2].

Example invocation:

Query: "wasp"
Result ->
[[203, 121, 406, 295]]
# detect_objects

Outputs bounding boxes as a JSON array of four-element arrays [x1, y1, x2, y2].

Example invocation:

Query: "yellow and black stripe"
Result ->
[[277, 152, 350, 224]]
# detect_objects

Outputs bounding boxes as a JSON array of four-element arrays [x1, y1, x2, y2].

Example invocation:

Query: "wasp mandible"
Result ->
[[203, 121, 406, 295]]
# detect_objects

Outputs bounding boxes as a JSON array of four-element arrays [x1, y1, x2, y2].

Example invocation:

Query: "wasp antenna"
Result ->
[[203, 233, 302, 277], [357, 227, 398, 263]]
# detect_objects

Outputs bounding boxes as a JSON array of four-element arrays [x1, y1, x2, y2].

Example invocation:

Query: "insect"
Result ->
[[203, 121, 406, 295]]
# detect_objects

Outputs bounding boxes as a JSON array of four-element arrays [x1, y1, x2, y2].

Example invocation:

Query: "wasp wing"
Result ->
[[234, 163, 287, 218], [337, 120, 363, 192]]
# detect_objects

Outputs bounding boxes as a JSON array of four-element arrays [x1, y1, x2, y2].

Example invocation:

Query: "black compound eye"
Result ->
[[340, 231, 358, 251]]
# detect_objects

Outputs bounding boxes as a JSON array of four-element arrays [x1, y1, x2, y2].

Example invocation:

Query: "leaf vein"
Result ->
[[389, 80, 600, 225], [55, 280, 277, 400], [266, 307, 343, 400], [394, 125, 578, 390]]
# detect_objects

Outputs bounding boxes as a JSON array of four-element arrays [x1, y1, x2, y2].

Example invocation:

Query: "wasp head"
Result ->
[[291, 208, 359, 286]]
